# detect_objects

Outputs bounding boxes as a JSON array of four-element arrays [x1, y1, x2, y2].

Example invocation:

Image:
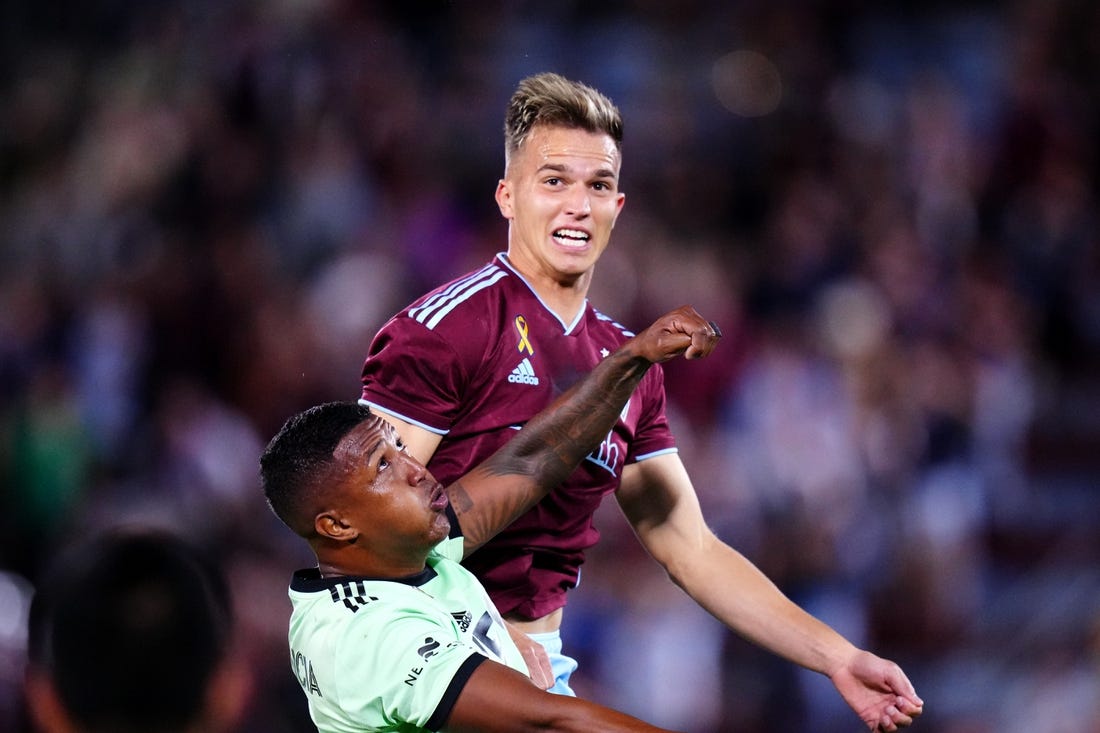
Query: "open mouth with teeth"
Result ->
[[553, 228, 590, 246]]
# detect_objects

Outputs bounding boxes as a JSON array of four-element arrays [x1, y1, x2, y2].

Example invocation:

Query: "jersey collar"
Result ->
[[290, 566, 440, 592]]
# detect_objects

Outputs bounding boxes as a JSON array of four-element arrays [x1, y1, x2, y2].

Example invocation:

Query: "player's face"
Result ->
[[332, 416, 451, 559], [496, 124, 625, 289]]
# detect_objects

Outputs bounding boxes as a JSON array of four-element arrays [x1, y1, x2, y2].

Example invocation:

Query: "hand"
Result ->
[[831, 649, 924, 731], [631, 305, 722, 364], [504, 621, 554, 690]]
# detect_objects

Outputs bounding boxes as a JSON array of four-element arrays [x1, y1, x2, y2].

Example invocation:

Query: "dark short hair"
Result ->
[[27, 528, 232, 733], [504, 72, 623, 167], [260, 401, 373, 537]]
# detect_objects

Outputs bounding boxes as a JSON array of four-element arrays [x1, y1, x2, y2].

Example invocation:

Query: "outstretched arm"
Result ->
[[449, 306, 721, 556], [618, 454, 923, 731]]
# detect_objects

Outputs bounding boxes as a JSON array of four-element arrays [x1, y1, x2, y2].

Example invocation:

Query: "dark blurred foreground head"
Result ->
[[25, 527, 248, 733]]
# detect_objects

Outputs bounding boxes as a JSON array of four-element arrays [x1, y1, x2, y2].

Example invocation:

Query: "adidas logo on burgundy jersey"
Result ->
[[507, 358, 540, 386]]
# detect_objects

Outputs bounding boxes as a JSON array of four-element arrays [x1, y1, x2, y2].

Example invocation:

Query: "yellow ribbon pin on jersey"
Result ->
[[514, 315, 534, 355]]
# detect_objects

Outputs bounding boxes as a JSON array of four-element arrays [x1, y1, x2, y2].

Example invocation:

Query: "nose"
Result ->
[[401, 453, 428, 485], [564, 185, 591, 217]]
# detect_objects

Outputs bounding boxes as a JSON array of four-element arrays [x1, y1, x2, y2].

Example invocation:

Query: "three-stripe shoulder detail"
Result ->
[[409, 265, 508, 330], [593, 308, 635, 338]]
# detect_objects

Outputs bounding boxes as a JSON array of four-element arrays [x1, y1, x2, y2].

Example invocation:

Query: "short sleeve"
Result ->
[[332, 606, 485, 730], [626, 364, 677, 462], [360, 316, 468, 433]]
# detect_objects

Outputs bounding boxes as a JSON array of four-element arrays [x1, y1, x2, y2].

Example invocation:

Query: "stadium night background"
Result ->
[[2, 2, 1098, 731]]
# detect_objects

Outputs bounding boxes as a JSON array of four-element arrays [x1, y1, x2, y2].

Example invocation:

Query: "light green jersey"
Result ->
[[288, 536, 528, 732]]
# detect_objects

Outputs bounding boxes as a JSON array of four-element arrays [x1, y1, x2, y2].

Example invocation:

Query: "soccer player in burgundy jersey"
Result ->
[[362, 253, 673, 622], [360, 72, 923, 731]]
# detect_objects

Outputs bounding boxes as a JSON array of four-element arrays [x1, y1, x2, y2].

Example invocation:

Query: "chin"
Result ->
[[549, 255, 595, 278], [431, 515, 451, 541]]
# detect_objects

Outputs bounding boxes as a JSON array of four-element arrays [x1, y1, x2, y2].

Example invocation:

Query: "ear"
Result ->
[[24, 668, 78, 733], [495, 178, 514, 219], [611, 191, 626, 228], [315, 512, 357, 543]]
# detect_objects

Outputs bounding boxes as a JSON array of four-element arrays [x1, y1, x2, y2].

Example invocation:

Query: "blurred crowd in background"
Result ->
[[2, 1, 1098, 731]]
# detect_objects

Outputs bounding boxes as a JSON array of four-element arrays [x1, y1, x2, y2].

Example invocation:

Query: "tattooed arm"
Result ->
[[446, 306, 721, 557]]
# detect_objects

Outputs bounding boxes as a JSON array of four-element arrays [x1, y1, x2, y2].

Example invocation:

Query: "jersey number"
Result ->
[[470, 612, 501, 658]]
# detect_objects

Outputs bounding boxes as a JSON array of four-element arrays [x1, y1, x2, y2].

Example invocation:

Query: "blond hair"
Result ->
[[504, 72, 623, 168]]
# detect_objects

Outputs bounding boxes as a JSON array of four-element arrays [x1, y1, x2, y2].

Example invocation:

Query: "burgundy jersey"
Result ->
[[360, 254, 676, 618]]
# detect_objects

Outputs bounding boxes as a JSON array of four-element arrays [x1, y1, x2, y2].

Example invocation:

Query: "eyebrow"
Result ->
[[364, 437, 386, 465], [537, 162, 617, 180]]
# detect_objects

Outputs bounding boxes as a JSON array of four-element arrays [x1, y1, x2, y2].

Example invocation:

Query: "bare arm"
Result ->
[[369, 411, 442, 466], [449, 306, 720, 556], [618, 454, 923, 731], [443, 659, 681, 733]]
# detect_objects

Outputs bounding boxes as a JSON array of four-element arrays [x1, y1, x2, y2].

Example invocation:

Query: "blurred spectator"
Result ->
[[24, 527, 250, 733]]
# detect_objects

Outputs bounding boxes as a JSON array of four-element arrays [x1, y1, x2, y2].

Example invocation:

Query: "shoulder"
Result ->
[[370, 260, 519, 356], [291, 573, 453, 641], [404, 260, 515, 333], [586, 305, 670, 396], [589, 305, 637, 341], [290, 570, 393, 617]]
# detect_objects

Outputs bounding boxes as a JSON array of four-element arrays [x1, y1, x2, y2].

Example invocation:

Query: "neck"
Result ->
[[500, 253, 591, 325], [314, 546, 430, 579]]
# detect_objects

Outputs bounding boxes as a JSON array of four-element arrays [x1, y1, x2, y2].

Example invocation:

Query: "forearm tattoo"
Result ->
[[456, 349, 650, 548]]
